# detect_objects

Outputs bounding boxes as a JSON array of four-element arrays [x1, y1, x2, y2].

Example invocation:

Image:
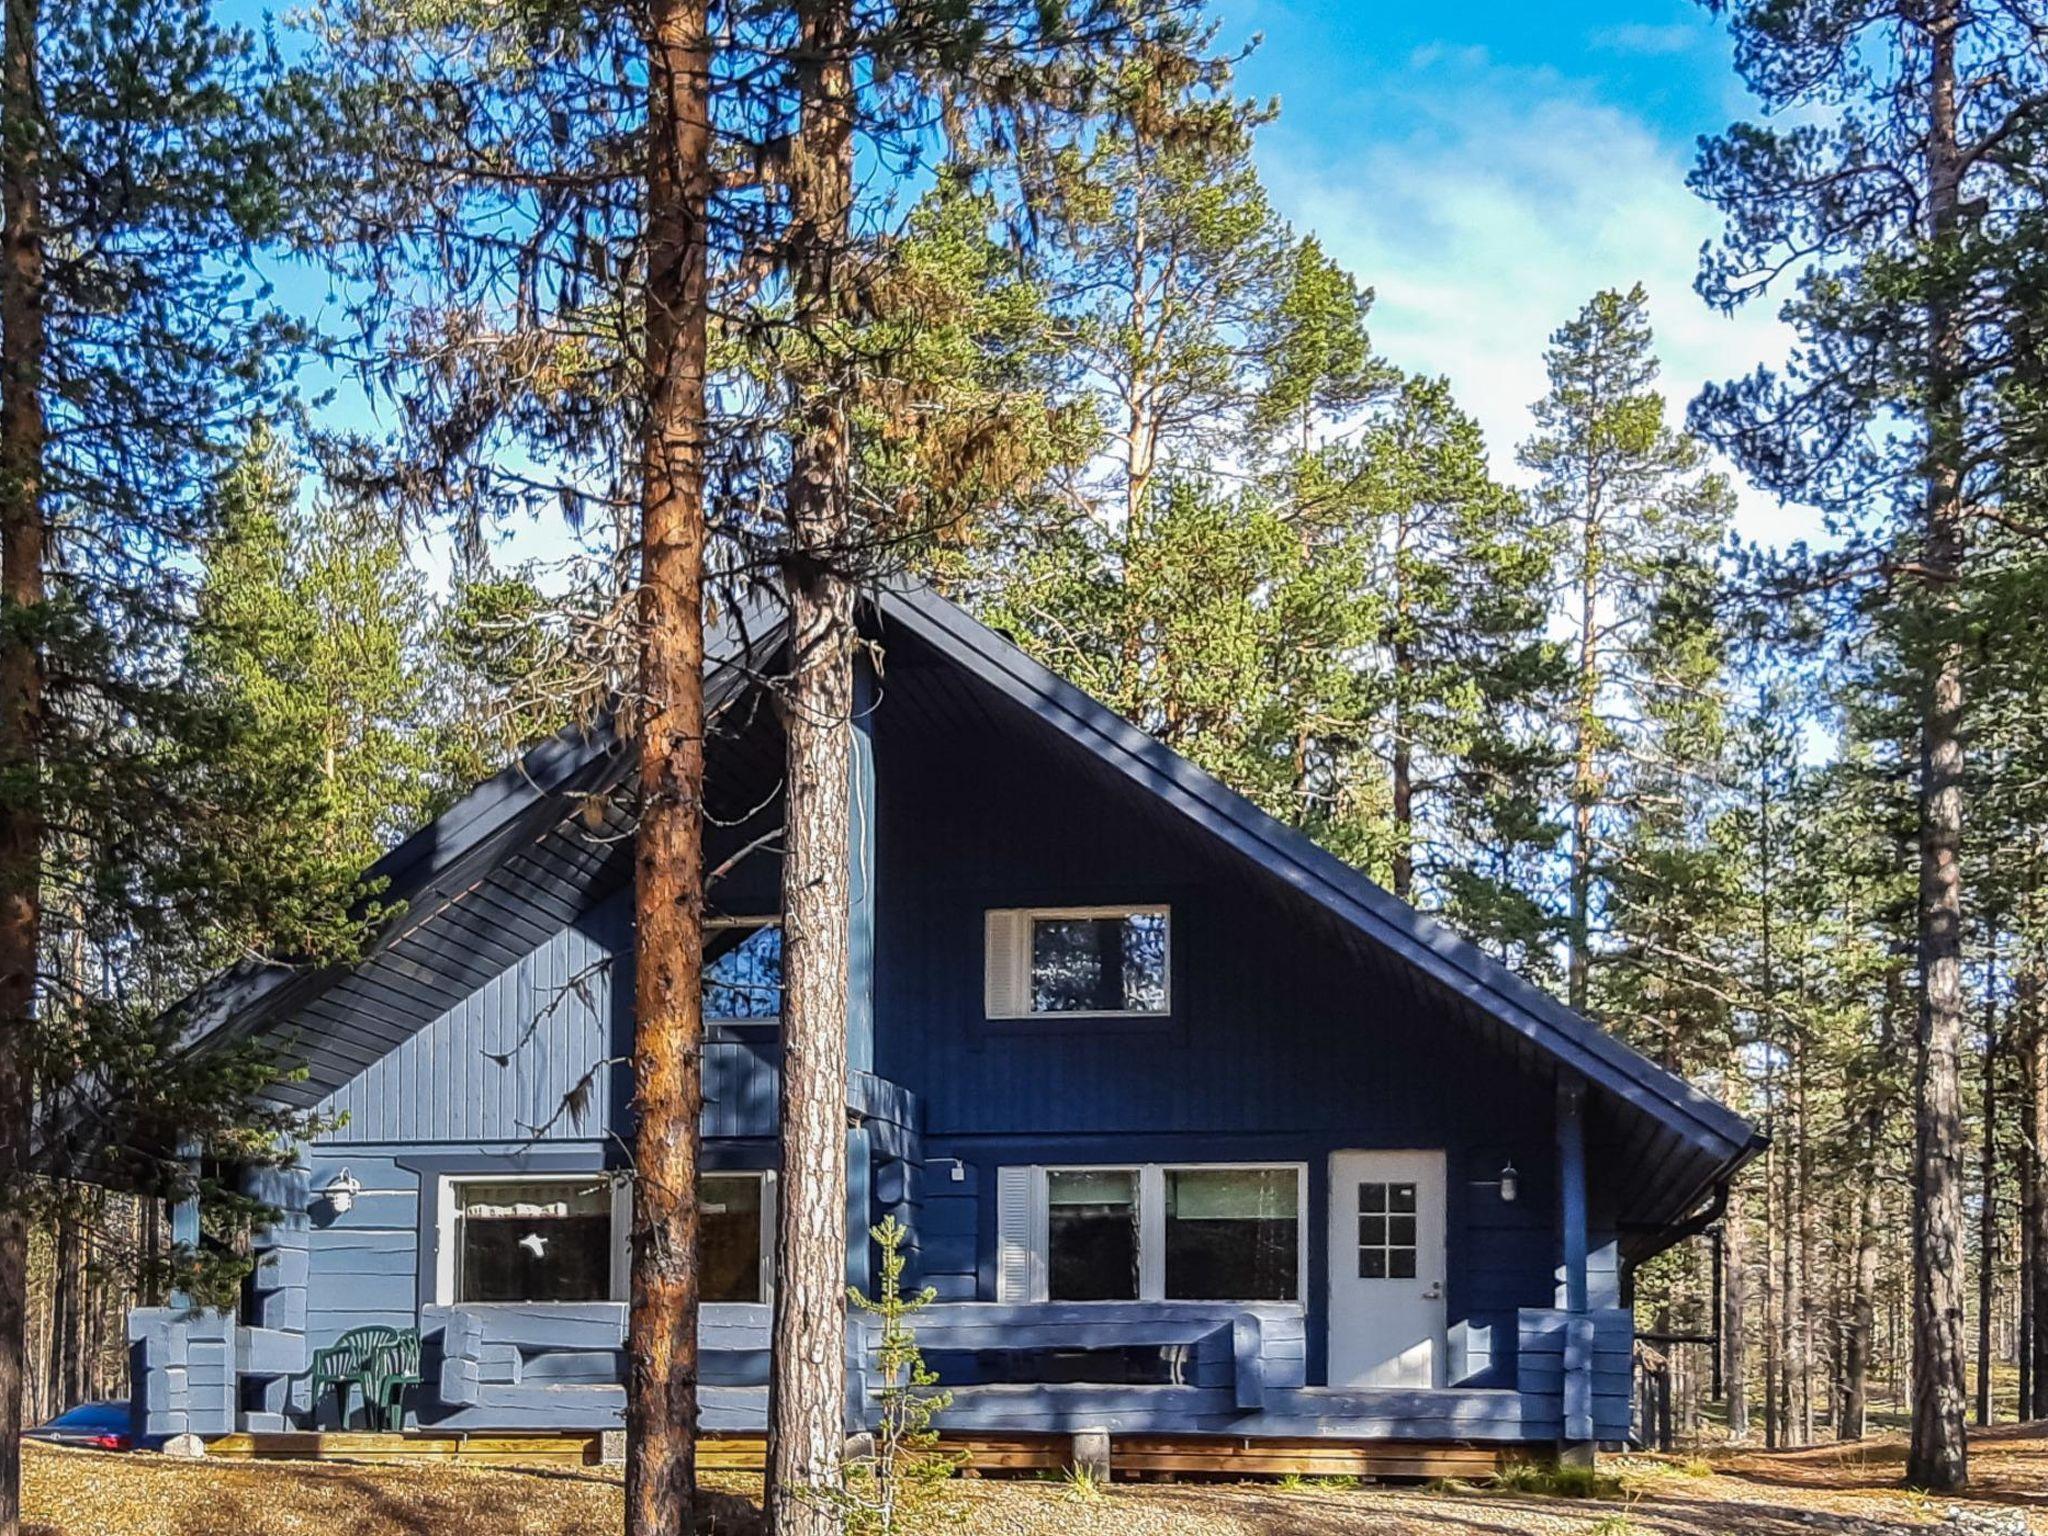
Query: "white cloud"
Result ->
[[1257, 53, 1823, 550]]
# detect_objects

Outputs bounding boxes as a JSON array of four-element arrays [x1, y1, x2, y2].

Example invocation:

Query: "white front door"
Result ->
[[1326, 1150, 1447, 1389]]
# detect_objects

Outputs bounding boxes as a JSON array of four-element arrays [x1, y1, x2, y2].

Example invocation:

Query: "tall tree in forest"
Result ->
[[311, 0, 718, 1517], [0, 0, 335, 1526], [1691, 0, 2048, 1487], [1353, 375, 1560, 952], [631, 0, 714, 1525], [1519, 284, 1733, 1016], [195, 433, 442, 866]]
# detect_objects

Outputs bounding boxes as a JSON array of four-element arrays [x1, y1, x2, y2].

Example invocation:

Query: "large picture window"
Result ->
[[451, 1178, 619, 1305], [1007, 1164, 1303, 1304], [985, 907, 1170, 1019], [439, 1171, 773, 1306]]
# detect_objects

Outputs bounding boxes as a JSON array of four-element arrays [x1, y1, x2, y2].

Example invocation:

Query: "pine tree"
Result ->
[[1353, 375, 1560, 947], [1519, 285, 1734, 1017], [0, 0, 334, 1523], [1690, 0, 2048, 1485], [195, 432, 442, 871]]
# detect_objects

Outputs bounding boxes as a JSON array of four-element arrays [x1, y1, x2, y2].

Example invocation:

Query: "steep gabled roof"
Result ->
[[180, 579, 1759, 1237]]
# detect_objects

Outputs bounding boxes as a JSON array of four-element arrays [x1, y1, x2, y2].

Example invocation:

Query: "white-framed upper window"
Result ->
[[984, 907, 1170, 1019], [996, 1163, 1303, 1305], [705, 918, 783, 1025], [434, 1171, 775, 1306]]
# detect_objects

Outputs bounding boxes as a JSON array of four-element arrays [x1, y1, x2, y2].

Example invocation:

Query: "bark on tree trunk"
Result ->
[[2030, 978, 2048, 1422], [1908, 0, 1971, 1491], [0, 0, 44, 1519], [1390, 505, 1413, 901], [626, 0, 713, 1525], [1725, 1182, 1750, 1441], [1843, 1076, 1887, 1440], [1978, 998, 1999, 1429], [765, 3, 855, 1530], [2019, 1083, 2034, 1422], [1566, 518, 1600, 1015]]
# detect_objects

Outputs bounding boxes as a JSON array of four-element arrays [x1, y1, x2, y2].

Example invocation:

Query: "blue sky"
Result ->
[[1224, 0, 1811, 546], [274, 0, 1812, 573]]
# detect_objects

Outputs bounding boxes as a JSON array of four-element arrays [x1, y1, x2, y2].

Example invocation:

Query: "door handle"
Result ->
[[1422, 1281, 1443, 1300]]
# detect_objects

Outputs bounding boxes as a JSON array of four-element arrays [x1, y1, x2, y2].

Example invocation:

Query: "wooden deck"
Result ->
[[203, 1429, 1509, 1481]]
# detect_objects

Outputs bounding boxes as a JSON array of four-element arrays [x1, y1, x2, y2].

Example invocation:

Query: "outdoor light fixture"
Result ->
[[322, 1167, 362, 1215], [1498, 1161, 1519, 1203]]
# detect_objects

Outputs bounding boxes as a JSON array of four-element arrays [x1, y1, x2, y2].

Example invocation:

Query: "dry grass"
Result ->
[[30, 1428, 2048, 1536]]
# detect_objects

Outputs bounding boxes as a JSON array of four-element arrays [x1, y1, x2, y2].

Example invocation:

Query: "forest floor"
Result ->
[[25, 1425, 2048, 1536]]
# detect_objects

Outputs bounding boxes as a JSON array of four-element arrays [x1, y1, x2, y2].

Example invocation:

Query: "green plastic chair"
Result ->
[[290, 1326, 406, 1429], [363, 1331, 423, 1432]]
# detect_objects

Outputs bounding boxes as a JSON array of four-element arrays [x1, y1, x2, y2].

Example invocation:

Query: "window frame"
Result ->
[[986, 905, 1173, 1021], [704, 916, 783, 1031], [699, 1169, 779, 1306], [435, 1171, 632, 1307], [433, 1169, 777, 1307], [1024, 1161, 1306, 1306]]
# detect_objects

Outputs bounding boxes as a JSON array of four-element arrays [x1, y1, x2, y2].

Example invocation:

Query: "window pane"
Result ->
[[1047, 1169, 1139, 1301], [1359, 1183, 1386, 1213], [702, 1175, 763, 1303], [1163, 1168, 1299, 1301], [704, 925, 782, 1021], [456, 1180, 612, 1303], [1030, 912, 1166, 1013]]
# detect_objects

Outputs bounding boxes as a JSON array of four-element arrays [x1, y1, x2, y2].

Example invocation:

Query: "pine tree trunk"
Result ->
[[1843, 1078, 1887, 1439], [625, 0, 713, 1523], [765, 3, 855, 1530], [2018, 1091, 2034, 1422], [1566, 514, 1599, 1014], [0, 0, 44, 1518], [1763, 1135, 1780, 1449], [1794, 1047, 1813, 1443], [1978, 1000, 1998, 1428], [1908, 0, 1970, 1490], [2030, 987, 2048, 1421], [1390, 506, 1414, 901], [1724, 1183, 1750, 1441], [48, 1206, 76, 1414]]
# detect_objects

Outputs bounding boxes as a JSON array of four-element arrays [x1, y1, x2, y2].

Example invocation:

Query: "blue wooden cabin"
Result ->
[[128, 582, 1759, 1463]]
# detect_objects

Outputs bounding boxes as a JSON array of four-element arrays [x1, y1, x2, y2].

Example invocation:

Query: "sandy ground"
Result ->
[[27, 1426, 2048, 1536]]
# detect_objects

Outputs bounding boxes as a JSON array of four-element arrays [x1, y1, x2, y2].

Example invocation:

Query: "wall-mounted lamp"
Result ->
[[1498, 1161, 1519, 1204], [322, 1167, 362, 1215]]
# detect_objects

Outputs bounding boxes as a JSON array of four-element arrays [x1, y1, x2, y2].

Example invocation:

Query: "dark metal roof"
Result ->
[[179, 578, 1759, 1236]]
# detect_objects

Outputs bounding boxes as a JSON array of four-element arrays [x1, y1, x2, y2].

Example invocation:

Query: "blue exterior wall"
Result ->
[[867, 691, 1600, 1388], [135, 663, 1632, 1442]]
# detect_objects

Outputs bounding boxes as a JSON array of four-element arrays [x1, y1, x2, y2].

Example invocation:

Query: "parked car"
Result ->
[[27, 1402, 131, 1451]]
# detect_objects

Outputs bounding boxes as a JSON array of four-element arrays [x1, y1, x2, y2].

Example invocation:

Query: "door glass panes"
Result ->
[[704, 924, 782, 1022], [1356, 1181, 1418, 1280], [1047, 1169, 1140, 1300], [1029, 912, 1167, 1014]]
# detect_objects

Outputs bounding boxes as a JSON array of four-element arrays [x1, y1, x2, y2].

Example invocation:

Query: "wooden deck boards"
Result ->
[[203, 1429, 1509, 1481]]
